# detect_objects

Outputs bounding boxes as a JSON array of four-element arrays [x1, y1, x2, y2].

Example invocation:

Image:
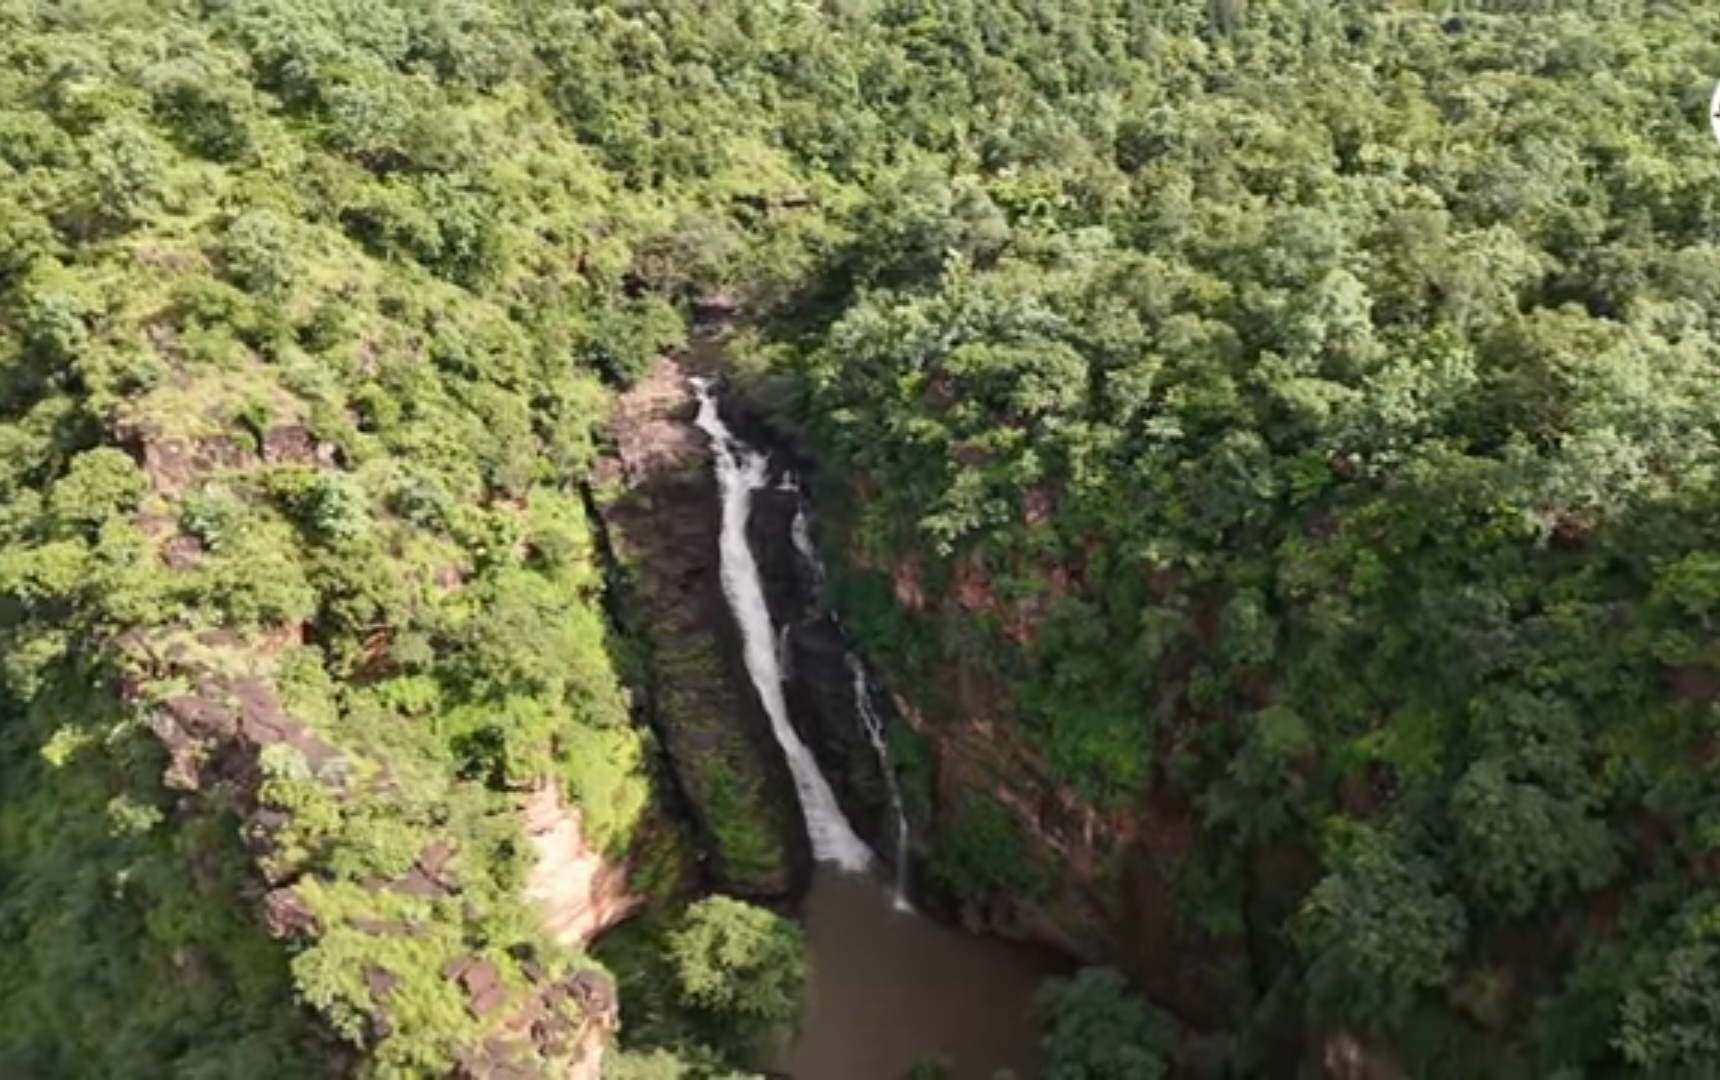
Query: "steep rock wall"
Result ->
[[881, 638, 1249, 1028], [790, 472, 1265, 1052], [588, 352, 806, 897], [713, 390, 1183, 994], [524, 782, 644, 947]]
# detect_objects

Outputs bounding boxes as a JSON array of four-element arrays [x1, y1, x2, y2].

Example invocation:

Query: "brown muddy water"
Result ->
[[777, 868, 1061, 1080]]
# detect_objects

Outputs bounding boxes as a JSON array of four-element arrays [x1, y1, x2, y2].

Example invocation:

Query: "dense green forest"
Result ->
[[746, 2, 1720, 1074], [2, 0, 1720, 1077], [0, 0, 720, 1074]]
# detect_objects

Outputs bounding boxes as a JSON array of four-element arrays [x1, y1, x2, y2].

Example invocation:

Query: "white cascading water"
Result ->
[[791, 487, 914, 910], [848, 654, 914, 910], [692, 377, 875, 872], [790, 501, 826, 594], [777, 623, 794, 681]]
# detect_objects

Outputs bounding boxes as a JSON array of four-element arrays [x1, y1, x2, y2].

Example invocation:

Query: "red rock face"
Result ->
[[892, 556, 927, 611], [898, 639, 1266, 1037], [953, 552, 997, 615], [523, 782, 644, 946], [1323, 1031, 1404, 1080], [865, 527, 1263, 1039], [1022, 485, 1054, 529]]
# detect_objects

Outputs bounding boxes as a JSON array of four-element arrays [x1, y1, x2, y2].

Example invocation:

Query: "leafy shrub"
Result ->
[[664, 896, 808, 1061], [1037, 968, 1173, 1080]]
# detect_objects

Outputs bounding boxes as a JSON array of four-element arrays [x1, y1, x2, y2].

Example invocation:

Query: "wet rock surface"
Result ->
[[731, 404, 901, 873], [590, 349, 806, 896], [784, 618, 899, 864]]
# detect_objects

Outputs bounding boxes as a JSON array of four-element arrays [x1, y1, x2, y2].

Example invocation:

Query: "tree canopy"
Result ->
[[3, 0, 1720, 1076], [1038, 967, 1174, 1080]]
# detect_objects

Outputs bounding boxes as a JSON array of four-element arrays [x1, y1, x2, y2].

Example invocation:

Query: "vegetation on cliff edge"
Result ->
[[0, 0, 795, 1074]]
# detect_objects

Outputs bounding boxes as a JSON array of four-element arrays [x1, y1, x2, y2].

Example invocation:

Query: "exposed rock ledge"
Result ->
[[525, 782, 643, 946], [115, 370, 624, 1080]]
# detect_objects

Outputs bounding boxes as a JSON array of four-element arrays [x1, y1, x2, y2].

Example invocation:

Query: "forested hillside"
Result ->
[[2, 0, 1719, 1077], [0, 0, 726, 1075], [740, 2, 1720, 1075]]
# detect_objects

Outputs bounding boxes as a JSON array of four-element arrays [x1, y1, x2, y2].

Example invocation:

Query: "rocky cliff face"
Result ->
[[713, 388, 1145, 953], [525, 783, 644, 947], [588, 350, 807, 897], [716, 432, 1258, 1059], [812, 536, 1289, 1074], [884, 644, 1247, 1027]]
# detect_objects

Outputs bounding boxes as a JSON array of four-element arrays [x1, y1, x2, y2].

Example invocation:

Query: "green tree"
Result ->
[[664, 896, 809, 1062], [1299, 831, 1467, 1031], [1037, 967, 1172, 1080], [1449, 758, 1617, 919]]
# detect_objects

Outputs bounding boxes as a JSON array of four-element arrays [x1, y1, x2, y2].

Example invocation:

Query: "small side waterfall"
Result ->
[[788, 477, 912, 910], [789, 500, 825, 593], [777, 623, 794, 682], [692, 377, 874, 872], [848, 655, 913, 910]]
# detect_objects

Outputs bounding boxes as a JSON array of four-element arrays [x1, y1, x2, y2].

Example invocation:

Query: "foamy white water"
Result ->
[[692, 377, 875, 872], [787, 479, 914, 909]]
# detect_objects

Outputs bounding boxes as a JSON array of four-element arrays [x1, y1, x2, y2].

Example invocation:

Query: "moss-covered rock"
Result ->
[[590, 354, 801, 898]]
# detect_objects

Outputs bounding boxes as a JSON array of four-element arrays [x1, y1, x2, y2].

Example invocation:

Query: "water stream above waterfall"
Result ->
[[692, 375, 1057, 1079]]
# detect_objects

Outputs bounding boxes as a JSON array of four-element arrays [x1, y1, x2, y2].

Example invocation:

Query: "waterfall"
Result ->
[[777, 623, 794, 682], [848, 654, 914, 910], [787, 477, 913, 910], [691, 377, 874, 872], [790, 502, 825, 594]]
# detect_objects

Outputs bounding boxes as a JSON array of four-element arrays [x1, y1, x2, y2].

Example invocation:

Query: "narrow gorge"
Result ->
[[689, 373, 873, 873], [593, 341, 1064, 1078]]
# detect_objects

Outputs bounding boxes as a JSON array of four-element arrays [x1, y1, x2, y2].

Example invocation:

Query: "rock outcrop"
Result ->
[[445, 954, 619, 1080], [524, 782, 644, 946], [111, 376, 629, 1079], [858, 551, 1254, 1031], [588, 348, 805, 896]]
